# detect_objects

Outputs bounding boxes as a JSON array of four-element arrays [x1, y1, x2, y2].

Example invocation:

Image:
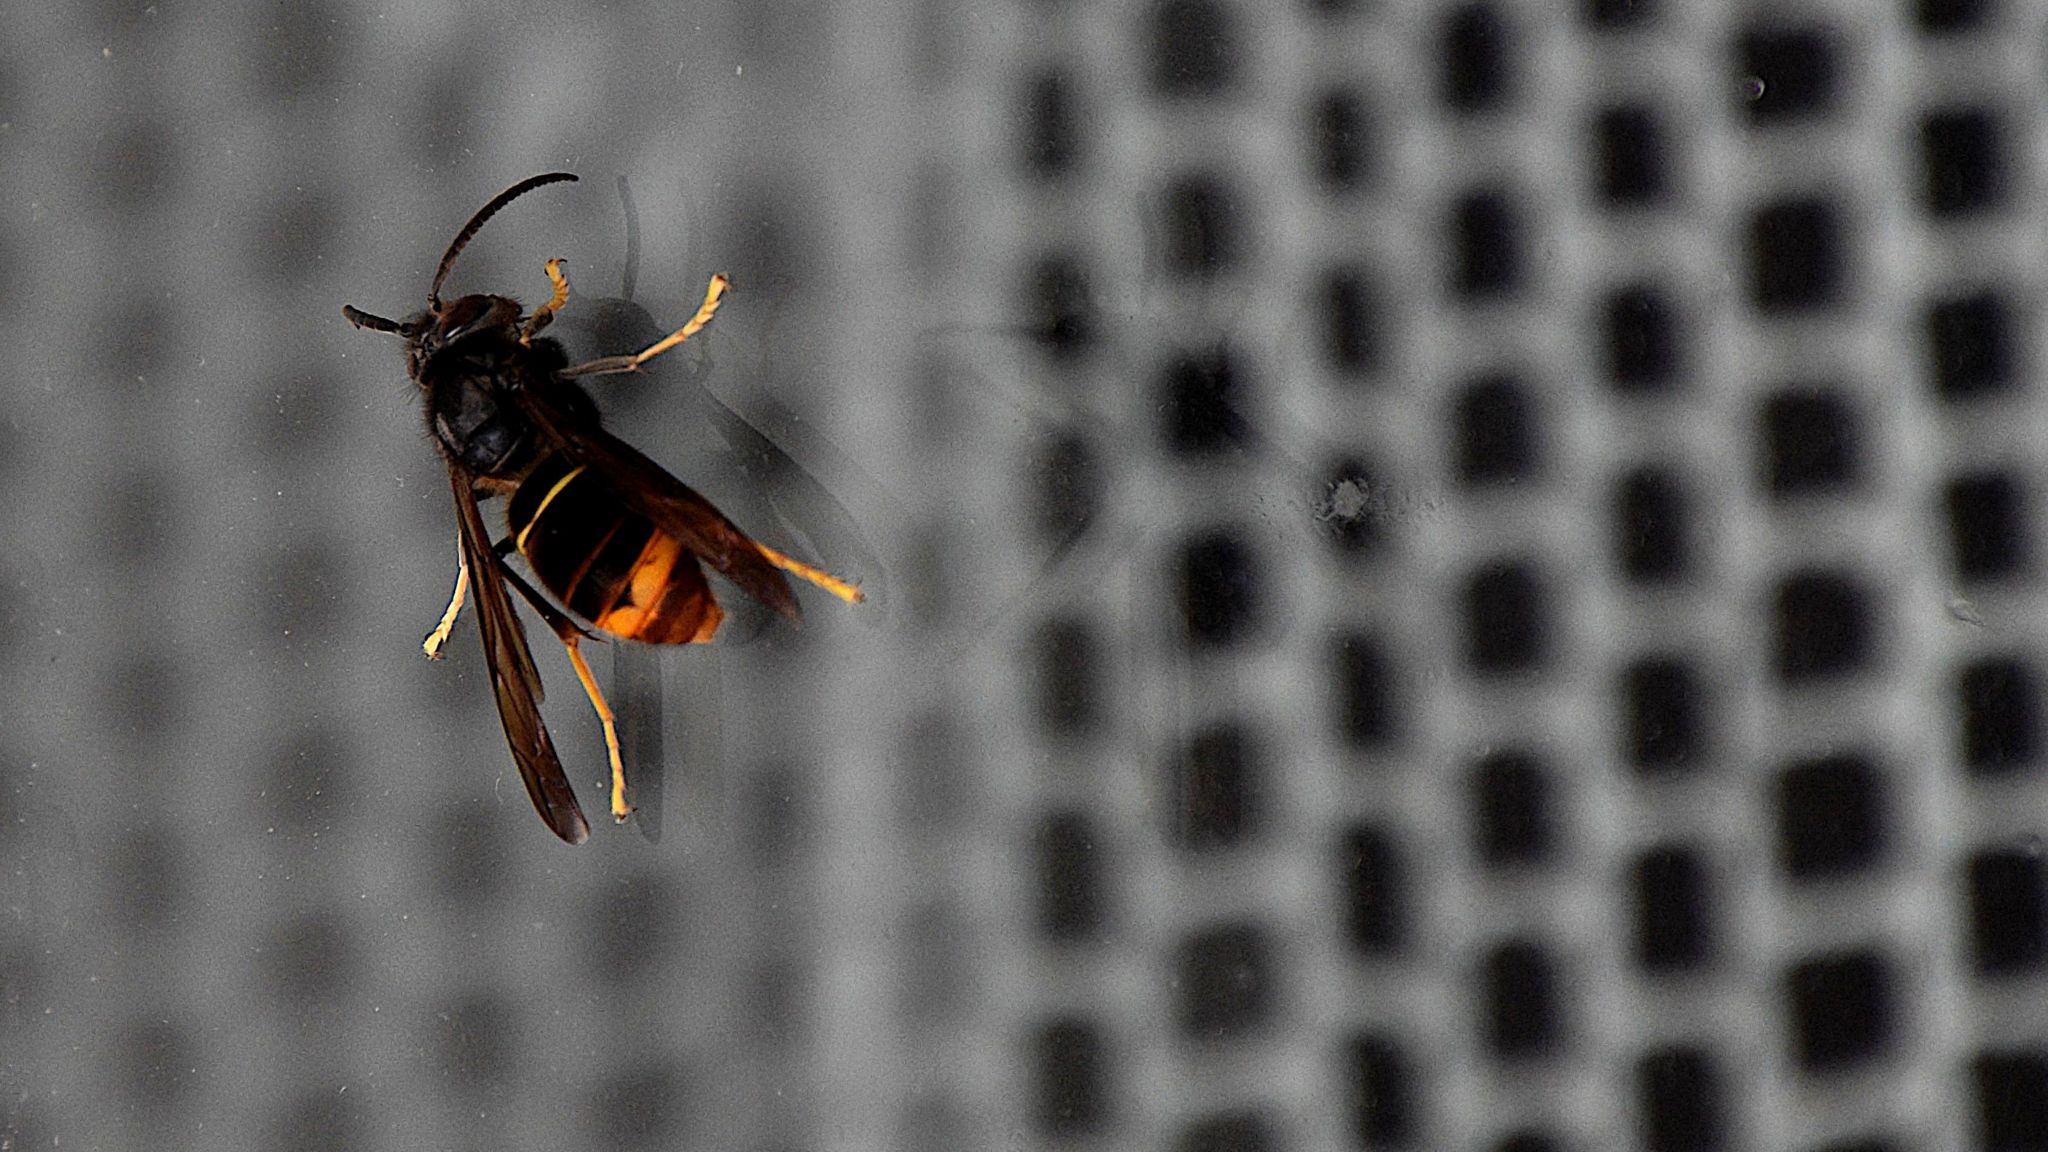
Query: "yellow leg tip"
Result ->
[[755, 543, 865, 605], [564, 637, 634, 826], [606, 735, 633, 821], [521, 258, 572, 344], [626, 274, 731, 368], [423, 559, 470, 659]]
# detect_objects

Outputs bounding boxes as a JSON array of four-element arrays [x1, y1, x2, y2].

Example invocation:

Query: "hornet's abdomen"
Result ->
[[506, 453, 724, 645]]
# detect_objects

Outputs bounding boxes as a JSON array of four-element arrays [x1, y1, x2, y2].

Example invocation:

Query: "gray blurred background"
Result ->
[[5, 0, 2048, 1149]]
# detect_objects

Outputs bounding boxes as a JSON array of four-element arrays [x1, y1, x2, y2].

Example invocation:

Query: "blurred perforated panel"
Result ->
[[3, 1, 2048, 1150]]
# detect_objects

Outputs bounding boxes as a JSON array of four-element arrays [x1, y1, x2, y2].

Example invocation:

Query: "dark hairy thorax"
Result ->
[[409, 294, 595, 480]]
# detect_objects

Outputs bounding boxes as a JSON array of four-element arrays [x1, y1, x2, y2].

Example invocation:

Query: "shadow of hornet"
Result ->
[[549, 252, 888, 843]]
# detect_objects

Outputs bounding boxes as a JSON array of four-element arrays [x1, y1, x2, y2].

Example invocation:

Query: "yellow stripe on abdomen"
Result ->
[[513, 463, 588, 555]]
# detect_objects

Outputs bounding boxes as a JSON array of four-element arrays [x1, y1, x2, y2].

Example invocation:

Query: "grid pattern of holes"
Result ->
[[990, 0, 2048, 1149]]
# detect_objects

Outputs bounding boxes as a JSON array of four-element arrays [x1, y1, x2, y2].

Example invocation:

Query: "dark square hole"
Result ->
[[262, 543, 349, 641], [1481, 940, 1563, 1061], [264, 911, 356, 1005], [247, 5, 352, 101], [1464, 559, 1550, 675], [1928, 291, 2015, 400], [585, 1063, 687, 1150], [107, 652, 186, 747], [1035, 811, 1105, 943], [1946, 471, 2028, 580], [1593, 104, 1670, 207], [1449, 189, 1524, 301], [1339, 824, 1407, 958], [1170, 722, 1261, 851], [1153, 0, 1238, 97], [1785, 951, 1894, 1073], [1035, 616, 1102, 739], [1163, 175, 1243, 278], [1738, 25, 1840, 125], [901, 902, 974, 1028], [1310, 88, 1373, 192], [1760, 388, 1860, 497], [1160, 345, 1249, 455], [1587, 0, 1656, 29], [748, 958, 805, 1047], [1033, 429, 1101, 543], [1024, 253, 1094, 359], [1346, 1034, 1414, 1148], [1177, 530, 1259, 647], [1180, 1111, 1276, 1152], [1639, 1047, 1724, 1152], [1774, 570, 1874, 683], [1455, 373, 1540, 487], [1806, 1140, 1904, 1152], [1968, 848, 2048, 976], [1472, 750, 1552, 868], [1916, 0, 1994, 34], [1321, 266, 1385, 377], [99, 467, 180, 561], [249, 186, 342, 289], [1033, 1017, 1110, 1137], [262, 723, 356, 844], [1615, 467, 1692, 584], [1776, 753, 1887, 881], [273, 1090, 368, 1152], [585, 873, 684, 988], [1604, 284, 1683, 393], [91, 288, 181, 385], [1020, 70, 1082, 180], [1748, 198, 1847, 315], [119, 1016, 197, 1107], [107, 822, 186, 930], [434, 992, 520, 1092], [431, 807, 514, 907], [1623, 656, 1707, 773], [898, 1093, 970, 1152], [1441, 4, 1515, 113], [1333, 632, 1402, 751], [1177, 923, 1277, 1040], [1974, 1051, 2048, 1152], [1635, 845, 1713, 972], [1922, 107, 2007, 217], [916, 960, 1033, 1062], [1960, 658, 2040, 775]]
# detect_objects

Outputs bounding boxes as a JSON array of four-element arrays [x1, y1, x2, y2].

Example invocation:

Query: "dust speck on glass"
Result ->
[[0, 0, 2042, 1149]]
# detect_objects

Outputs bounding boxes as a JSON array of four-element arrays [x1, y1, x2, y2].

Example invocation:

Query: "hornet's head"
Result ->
[[341, 172, 579, 380]]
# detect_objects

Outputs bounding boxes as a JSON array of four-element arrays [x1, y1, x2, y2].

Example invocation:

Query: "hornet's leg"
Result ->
[[562, 635, 630, 822], [520, 258, 571, 344], [422, 545, 470, 659], [753, 542, 865, 605], [496, 557, 634, 822], [558, 274, 729, 378]]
